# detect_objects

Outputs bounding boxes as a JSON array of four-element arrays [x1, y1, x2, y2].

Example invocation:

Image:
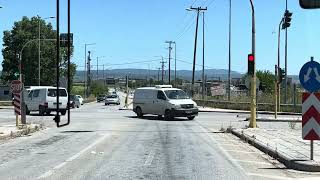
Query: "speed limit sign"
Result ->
[[10, 80, 23, 94]]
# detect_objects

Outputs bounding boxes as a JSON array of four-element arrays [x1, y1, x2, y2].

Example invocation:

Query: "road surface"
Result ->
[[0, 102, 319, 179]]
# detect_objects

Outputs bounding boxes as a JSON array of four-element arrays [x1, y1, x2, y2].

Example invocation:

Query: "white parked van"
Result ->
[[25, 86, 68, 115], [133, 85, 198, 120]]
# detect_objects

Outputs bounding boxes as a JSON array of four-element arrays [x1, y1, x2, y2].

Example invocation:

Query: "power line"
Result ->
[[176, 14, 197, 40]]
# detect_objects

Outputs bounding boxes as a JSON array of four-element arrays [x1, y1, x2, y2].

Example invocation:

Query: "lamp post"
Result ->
[[38, 16, 55, 86], [84, 43, 96, 98]]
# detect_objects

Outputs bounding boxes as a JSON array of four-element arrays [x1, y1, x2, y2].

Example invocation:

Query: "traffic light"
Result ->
[[278, 67, 285, 83], [248, 54, 254, 76], [282, 10, 292, 29]]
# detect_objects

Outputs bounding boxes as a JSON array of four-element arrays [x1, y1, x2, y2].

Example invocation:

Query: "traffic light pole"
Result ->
[[277, 18, 283, 112], [284, 0, 288, 104], [249, 0, 256, 128]]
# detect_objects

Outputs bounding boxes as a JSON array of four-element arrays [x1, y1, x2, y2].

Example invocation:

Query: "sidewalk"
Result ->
[[0, 123, 43, 140], [231, 128, 320, 172]]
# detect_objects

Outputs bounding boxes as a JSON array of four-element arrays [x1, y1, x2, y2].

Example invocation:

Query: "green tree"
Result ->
[[1, 16, 76, 86], [242, 70, 275, 94], [90, 81, 108, 97]]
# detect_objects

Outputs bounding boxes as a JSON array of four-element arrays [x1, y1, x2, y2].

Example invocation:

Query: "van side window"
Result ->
[[28, 90, 33, 98], [157, 91, 166, 100], [33, 90, 40, 97]]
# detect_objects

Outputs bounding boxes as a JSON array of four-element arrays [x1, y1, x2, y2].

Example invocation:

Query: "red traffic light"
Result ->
[[248, 54, 254, 62]]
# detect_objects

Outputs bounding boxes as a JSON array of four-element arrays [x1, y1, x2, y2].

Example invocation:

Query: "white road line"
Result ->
[[196, 123, 248, 175], [144, 150, 156, 166], [37, 133, 110, 179], [235, 159, 272, 165], [247, 173, 293, 180], [225, 150, 258, 154]]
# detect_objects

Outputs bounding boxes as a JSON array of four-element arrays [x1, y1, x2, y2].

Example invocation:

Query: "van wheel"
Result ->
[[136, 107, 143, 118], [187, 116, 195, 120], [61, 110, 67, 115], [26, 106, 30, 115], [39, 106, 45, 116], [164, 110, 173, 121], [157, 115, 163, 120], [46, 111, 51, 115]]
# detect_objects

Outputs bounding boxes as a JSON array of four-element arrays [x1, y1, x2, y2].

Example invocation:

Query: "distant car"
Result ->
[[97, 94, 106, 102], [69, 95, 81, 108], [76, 95, 84, 105], [105, 95, 120, 105]]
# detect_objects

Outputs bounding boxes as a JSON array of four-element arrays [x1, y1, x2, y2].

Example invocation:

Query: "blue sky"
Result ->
[[1, 0, 320, 75]]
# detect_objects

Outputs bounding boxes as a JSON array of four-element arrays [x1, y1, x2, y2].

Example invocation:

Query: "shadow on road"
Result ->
[[29, 114, 55, 117], [125, 115, 191, 122], [60, 130, 94, 133]]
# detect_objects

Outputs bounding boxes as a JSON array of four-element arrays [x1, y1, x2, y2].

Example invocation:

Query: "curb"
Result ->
[[0, 124, 43, 141], [230, 128, 320, 172]]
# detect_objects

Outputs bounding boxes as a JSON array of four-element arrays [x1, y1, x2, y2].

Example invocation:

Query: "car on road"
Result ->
[[133, 85, 198, 120], [25, 86, 68, 115], [69, 95, 81, 108], [97, 94, 106, 102], [105, 94, 120, 105], [76, 95, 84, 105]]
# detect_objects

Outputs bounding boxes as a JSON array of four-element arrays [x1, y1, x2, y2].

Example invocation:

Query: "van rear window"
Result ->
[[47, 89, 67, 97]]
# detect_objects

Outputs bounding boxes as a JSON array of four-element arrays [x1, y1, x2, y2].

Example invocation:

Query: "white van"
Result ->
[[133, 85, 198, 120], [25, 86, 68, 115]]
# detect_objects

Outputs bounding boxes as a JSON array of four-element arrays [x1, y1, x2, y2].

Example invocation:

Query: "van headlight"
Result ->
[[171, 104, 180, 109]]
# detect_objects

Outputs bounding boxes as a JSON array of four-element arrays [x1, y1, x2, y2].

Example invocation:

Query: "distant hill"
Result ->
[[74, 68, 244, 82]]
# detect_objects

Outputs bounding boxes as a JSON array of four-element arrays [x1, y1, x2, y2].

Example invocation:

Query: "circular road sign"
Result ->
[[299, 60, 320, 93]]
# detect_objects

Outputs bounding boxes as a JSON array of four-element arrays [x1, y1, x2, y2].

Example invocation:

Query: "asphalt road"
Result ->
[[0, 102, 319, 180]]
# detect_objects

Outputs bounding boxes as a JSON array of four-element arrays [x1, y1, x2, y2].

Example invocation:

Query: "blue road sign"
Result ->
[[299, 59, 320, 93]]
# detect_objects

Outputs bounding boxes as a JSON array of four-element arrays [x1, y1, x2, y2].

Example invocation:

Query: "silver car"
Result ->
[[105, 95, 120, 105]]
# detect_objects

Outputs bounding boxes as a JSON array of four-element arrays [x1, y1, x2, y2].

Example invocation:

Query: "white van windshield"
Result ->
[[164, 90, 189, 100], [47, 89, 67, 97]]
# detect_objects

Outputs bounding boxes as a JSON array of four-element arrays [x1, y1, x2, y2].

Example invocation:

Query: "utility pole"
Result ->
[[284, 0, 288, 103], [96, 57, 99, 80], [87, 51, 91, 97], [202, 11, 205, 101], [157, 68, 160, 82], [227, 0, 232, 101], [84, 43, 95, 98], [174, 42, 177, 86], [165, 41, 174, 84], [249, 0, 256, 128], [278, 18, 283, 111], [187, 6, 207, 97], [160, 57, 166, 84]]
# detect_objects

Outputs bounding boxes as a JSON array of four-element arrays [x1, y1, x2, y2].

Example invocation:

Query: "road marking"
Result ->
[[195, 123, 247, 175], [144, 150, 156, 166], [225, 150, 258, 154], [235, 159, 271, 165], [37, 133, 110, 179], [247, 173, 293, 180]]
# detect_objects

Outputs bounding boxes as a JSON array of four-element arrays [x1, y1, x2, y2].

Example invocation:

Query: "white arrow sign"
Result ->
[[304, 67, 312, 82], [313, 68, 320, 83]]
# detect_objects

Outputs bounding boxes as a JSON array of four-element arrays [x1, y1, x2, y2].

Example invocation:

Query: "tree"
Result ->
[[90, 81, 108, 97], [1, 16, 76, 86], [242, 70, 275, 94]]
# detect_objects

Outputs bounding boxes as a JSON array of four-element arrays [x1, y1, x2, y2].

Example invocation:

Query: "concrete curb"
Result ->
[[0, 124, 43, 141], [230, 128, 320, 172]]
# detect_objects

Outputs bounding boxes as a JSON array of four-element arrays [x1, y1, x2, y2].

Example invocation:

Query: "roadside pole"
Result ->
[[249, 0, 256, 128], [274, 65, 278, 119], [125, 75, 129, 108]]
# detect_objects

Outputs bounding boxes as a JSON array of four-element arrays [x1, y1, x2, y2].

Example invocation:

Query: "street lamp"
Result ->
[[38, 15, 55, 86], [84, 43, 96, 98]]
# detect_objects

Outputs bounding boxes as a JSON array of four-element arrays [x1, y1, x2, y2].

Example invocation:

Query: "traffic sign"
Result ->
[[302, 92, 320, 140], [299, 59, 320, 93], [10, 80, 22, 94]]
